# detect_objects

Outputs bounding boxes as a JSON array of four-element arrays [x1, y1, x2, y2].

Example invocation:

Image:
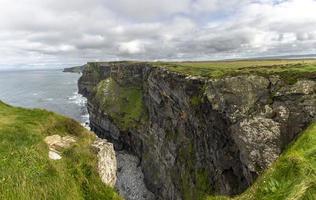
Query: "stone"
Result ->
[[115, 151, 155, 200], [48, 150, 62, 160], [44, 134, 77, 160], [231, 117, 281, 174], [92, 137, 117, 186]]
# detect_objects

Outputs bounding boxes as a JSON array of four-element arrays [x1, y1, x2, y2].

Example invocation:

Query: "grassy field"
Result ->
[[207, 122, 316, 200], [155, 59, 316, 83], [0, 101, 121, 200]]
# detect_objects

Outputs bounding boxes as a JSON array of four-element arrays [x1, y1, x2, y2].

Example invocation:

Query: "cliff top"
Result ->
[[85, 59, 316, 83], [0, 101, 121, 200], [155, 59, 316, 83]]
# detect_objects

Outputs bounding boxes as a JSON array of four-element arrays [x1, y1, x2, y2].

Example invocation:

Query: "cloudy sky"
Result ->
[[1, 0, 316, 69]]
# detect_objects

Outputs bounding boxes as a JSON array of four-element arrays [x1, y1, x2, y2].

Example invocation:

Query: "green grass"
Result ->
[[207, 122, 316, 200], [154, 59, 316, 83], [0, 101, 121, 200], [92, 78, 146, 130]]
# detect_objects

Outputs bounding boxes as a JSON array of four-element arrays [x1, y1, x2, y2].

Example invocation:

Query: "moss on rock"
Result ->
[[92, 77, 146, 130]]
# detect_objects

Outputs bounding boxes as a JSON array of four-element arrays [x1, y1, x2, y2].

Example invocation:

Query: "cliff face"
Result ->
[[78, 62, 316, 200]]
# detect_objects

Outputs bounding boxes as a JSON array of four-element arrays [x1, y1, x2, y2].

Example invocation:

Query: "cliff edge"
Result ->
[[78, 60, 316, 200]]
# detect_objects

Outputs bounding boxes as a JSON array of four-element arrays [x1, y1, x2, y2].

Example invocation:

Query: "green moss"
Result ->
[[0, 101, 121, 200], [92, 78, 146, 130], [181, 171, 193, 200], [196, 170, 213, 200], [177, 142, 213, 200], [207, 122, 316, 200], [190, 96, 204, 107]]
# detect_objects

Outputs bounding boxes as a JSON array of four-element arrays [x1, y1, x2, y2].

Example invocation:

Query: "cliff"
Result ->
[[63, 64, 86, 73], [207, 122, 316, 200], [78, 61, 316, 200]]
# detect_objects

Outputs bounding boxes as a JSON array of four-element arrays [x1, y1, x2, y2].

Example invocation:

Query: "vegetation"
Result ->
[[0, 101, 121, 200], [190, 96, 204, 107], [154, 59, 316, 83], [207, 122, 316, 200], [93, 78, 146, 130], [175, 141, 213, 200]]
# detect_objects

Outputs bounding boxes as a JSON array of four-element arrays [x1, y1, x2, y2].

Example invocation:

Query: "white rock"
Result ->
[[48, 150, 62, 160], [92, 137, 117, 187], [44, 134, 77, 149], [44, 134, 77, 160]]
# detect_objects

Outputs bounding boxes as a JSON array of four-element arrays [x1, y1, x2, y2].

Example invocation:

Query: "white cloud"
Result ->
[[118, 40, 146, 54], [0, 0, 316, 68]]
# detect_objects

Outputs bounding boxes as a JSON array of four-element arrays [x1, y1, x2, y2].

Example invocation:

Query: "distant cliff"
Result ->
[[63, 64, 86, 73], [78, 61, 316, 200]]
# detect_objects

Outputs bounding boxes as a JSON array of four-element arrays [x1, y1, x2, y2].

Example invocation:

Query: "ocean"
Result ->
[[0, 69, 88, 124]]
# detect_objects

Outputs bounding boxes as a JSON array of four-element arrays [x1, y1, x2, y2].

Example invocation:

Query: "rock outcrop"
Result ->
[[44, 135, 77, 160], [92, 137, 117, 186], [78, 62, 316, 200]]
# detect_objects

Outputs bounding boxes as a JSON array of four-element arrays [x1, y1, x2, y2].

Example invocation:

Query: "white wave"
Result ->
[[81, 122, 91, 130], [81, 114, 90, 130], [68, 92, 87, 106], [82, 113, 89, 120]]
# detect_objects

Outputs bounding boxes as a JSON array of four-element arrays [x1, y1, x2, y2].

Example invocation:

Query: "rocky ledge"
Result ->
[[78, 62, 316, 200]]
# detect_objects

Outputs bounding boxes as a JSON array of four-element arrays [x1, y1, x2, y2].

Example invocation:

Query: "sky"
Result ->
[[1, 0, 316, 69]]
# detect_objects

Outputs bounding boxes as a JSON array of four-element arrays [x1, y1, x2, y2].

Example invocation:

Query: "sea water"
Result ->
[[0, 69, 88, 123]]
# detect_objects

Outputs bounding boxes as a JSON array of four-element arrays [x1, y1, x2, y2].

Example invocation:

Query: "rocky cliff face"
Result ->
[[78, 62, 316, 200]]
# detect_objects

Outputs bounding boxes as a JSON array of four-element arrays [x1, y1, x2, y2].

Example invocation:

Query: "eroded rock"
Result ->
[[92, 137, 117, 186], [44, 134, 77, 160], [231, 117, 281, 176]]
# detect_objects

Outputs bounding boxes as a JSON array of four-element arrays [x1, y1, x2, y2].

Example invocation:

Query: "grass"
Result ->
[[206, 122, 316, 200], [154, 59, 316, 83], [0, 101, 121, 200], [92, 78, 146, 130]]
